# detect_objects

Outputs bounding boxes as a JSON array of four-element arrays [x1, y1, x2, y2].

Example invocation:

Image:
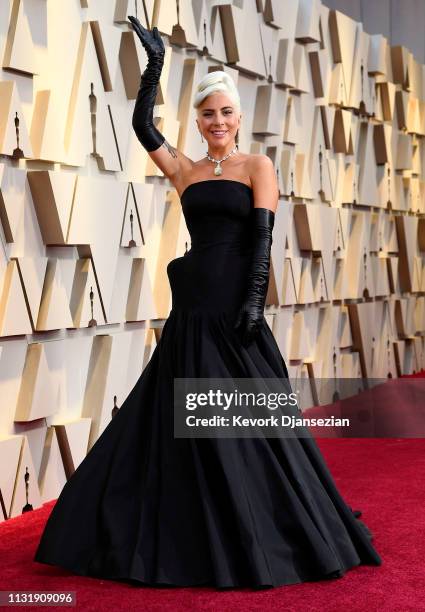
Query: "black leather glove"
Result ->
[[234, 207, 275, 347], [128, 16, 166, 152]]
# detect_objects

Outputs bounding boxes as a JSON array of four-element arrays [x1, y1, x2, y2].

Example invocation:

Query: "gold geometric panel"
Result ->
[[0, 260, 32, 337], [9, 435, 42, 518], [0, 81, 33, 157], [27, 170, 76, 245], [3, 0, 39, 75], [0, 436, 22, 521], [0, 163, 26, 243], [15, 342, 61, 422]]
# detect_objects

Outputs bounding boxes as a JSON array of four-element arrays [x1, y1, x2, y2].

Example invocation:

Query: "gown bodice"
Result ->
[[180, 179, 254, 254], [166, 179, 255, 314]]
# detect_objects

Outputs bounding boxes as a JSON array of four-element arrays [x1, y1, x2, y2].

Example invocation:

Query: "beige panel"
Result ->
[[253, 84, 286, 136], [36, 417, 91, 502], [340, 351, 362, 378], [270, 204, 291, 306], [289, 310, 310, 360], [276, 39, 297, 88], [36, 258, 74, 331], [56, 419, 92, 472], [329, 9, 358, 104], [0, 81, 33, 158], [0, 260, 32, 337], [121, 185, 141, 248], [0, 436, 22, 522], [298, 258, 315, 304], [27, 171, 76, 245], [89, 21, 122, 93], [67, 175, 127, 322], [219, 3, 265, 76], [132, 181, 166, 285], [273, 307, 297, 364], [395, 215, 418, 292], [37, 426, 67, 504], [9, 435, 42, 518], [293, 42, 311, 94], [0, 163, 26, 243], [15, 342, 61, 422], [264, 0, 299, 36], [153, 191, 183, 318], [357, 121, 379, 205], [30, 89, 66, 161], [126, 257, 156, 321], [142, 326, 158, 369], [281, 257, 297, 306], [3, 0, 38, 75], [64, 22, 121, 169], [114, 0, 147, 25], [368, 34, 388, 76], [295, 0, 321, 43], [69, 258, 105, 328], [349, 27, 374, 113], [82, 330, 149, 450]]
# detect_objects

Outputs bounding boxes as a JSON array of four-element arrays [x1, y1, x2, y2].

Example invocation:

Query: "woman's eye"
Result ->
[[204, 111, 232, 116]]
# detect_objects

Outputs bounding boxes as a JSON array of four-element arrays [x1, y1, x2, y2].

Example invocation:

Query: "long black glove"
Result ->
[[234, 207, 275, 347], [128, 16, 166, 152]]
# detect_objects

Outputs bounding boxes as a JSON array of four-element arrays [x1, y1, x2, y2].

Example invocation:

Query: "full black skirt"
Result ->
[[33, 308, 382, 588]]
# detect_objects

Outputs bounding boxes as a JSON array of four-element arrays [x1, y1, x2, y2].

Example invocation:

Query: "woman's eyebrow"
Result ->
[[202, 106, 233, 111]]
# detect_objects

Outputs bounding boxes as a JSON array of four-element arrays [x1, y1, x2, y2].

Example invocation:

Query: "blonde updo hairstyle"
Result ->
[[193, 70, 241, 143]]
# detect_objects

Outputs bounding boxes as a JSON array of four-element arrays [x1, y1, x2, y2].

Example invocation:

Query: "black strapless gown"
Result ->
[[33, 179, 382, 588]]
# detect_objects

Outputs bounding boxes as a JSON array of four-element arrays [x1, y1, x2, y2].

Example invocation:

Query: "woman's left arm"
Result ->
[[234, 155, 278, 347], [251, 154, 279, 214]]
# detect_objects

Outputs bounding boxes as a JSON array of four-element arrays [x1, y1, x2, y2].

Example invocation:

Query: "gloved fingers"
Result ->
[[128, 16, 164, 54], [151, 26, 165, 53], [128, 16, 149, 45], [127, 15, 144, 34], [153, 26, 164, 49]]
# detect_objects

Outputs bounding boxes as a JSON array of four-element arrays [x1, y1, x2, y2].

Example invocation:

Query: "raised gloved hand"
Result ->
[[234, 207, 275, 347], [128, 16, 166, 151]]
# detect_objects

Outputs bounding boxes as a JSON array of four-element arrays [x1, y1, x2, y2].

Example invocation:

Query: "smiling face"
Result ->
[[196, 92, 241, 149]]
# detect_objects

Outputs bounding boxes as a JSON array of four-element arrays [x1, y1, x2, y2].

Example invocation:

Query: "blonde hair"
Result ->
[[193, 70, 241, 113]]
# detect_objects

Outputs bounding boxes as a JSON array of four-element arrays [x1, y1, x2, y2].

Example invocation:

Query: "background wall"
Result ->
[[0, 0, 424, 519], [323, 0, 425, 65]]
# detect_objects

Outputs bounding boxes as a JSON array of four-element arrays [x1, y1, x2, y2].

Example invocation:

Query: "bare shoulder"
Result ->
[[246, 153, 274, 174], [247, 154, 278, 212]]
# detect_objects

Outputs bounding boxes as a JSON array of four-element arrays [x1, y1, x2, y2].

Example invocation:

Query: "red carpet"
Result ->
[[1, 436, 423, 611], [304, 373, 425, 438]]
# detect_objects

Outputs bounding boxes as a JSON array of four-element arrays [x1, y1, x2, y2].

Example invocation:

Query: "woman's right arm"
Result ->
[[128, 16, 192, 182]]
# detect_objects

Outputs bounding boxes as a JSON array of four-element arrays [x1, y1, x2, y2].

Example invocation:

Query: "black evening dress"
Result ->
[[33, 179, 382, 588]]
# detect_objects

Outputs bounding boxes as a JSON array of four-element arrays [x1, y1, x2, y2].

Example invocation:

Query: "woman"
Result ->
[[33, 17, 382, 589]]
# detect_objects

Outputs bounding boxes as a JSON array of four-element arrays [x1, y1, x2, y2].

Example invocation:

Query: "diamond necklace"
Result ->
[[206, 145, 238, 176]]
